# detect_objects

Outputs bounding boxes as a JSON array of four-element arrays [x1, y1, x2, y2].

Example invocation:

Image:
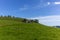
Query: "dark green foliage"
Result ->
[[0, 15, 3, 17], [22, 19, 39, 23], [22, 19, 28, 23], [12, 16, 15, 18], [34, 19, 39, 23], [30, 20, 34, 22], [7, 15, 12, 18]]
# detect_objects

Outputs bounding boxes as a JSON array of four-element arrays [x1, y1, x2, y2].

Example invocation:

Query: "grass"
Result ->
[[0, 17, 60, 40]]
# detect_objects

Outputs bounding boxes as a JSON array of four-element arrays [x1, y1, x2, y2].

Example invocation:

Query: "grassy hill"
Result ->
[[0, 16, 60, 40]]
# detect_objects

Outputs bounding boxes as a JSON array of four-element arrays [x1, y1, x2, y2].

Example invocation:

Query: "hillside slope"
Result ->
[[0, 17, 60, 40]]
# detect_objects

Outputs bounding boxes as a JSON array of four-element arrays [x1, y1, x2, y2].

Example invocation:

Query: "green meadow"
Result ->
[[0, 16, 60, 40]]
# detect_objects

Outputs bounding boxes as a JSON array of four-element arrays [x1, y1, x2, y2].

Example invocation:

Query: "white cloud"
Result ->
[[19, 7, 28, 11], [54, 2, 60, 4], [19, 5, 28, 11], [30, 15, 60, 26], [34, 2, 51, 8], [47, 2, 50, 5]]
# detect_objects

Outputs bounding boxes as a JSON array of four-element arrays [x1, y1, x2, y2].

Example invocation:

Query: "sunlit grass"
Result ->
[[0, 17, 59, 40]]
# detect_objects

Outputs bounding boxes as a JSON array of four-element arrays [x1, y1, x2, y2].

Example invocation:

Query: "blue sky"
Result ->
[[0, 0, 60, 26]]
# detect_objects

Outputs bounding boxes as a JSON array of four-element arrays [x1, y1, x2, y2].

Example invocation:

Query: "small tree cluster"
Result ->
[[0, 15, 15, 18], [33, 19, 39, 23], [22, 19, 39, 23], [22, 19, 27, 23]]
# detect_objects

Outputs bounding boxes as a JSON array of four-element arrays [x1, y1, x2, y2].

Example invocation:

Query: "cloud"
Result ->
[[54, 2, 60, 4], [34, 2, 51, 9], [19, 2, 60, 10], [34, 1, 60, 9], [19, 7, 28, 11], [47, 2, 51, 5], [19, 5, 28, 11], [30, 15, 60, 26]]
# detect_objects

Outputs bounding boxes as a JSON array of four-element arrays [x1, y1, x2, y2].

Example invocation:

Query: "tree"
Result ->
[[0, 15, 3, 17], [22, 19, 27, 23], [13, 16, 15, 18], [34, 19, 39, 23], [7, 15, 12, 18], [30, 20, 34, 22]]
